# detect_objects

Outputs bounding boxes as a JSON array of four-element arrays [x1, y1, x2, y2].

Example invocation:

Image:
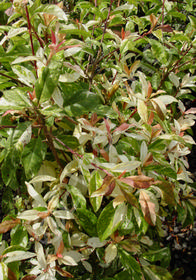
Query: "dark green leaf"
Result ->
[[66, 185, 86, 209], [144, 164, 177, 179], [76, 208, 97, 236], [35, 60, 62, 103], [22, 137, 47, 179], [10, 225, 28, 248], [147, 265, 172, 280], [142, 247, 171, 268], [118, 247, 142, 279], [97, 201, 122, 241]]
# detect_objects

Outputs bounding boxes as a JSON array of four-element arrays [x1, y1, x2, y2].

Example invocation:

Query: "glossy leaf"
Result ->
[[66, 185, 86, 209], [76, 208, 97, 236], [89, 171, 103, 212], [97, 201, 122, 241], [118, 247, 143, 279]]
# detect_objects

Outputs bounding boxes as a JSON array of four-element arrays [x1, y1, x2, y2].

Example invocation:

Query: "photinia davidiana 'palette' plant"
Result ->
[[0, 0, 196, 279]]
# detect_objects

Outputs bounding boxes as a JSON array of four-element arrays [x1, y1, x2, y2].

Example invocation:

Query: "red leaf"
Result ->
[[51, 29, 56, 44], [55, 265, 74, 278], [0, 219, 21, 234], [121, 27, 125, 40], [157, 24, 173, 32], [119, 175, 154, 189], [56, 240, 64, 255], [91, 176, 116, 197], [8, 268, 17, 280], [113, 123, 130, 133], [21, 276, 36, 280], [139, 190, 156, 226], [104, 118, 112, 144], [147, 81, 152, 98], [100, 149, 109, 162]]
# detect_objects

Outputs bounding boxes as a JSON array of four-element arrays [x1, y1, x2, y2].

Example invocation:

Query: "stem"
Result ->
[[158, 45, 193, 90], [90, 0, 114, 83], [0, 72, 26, 87], [31, 25, 45, 49], [25, 5, 38, 77], [0, 125, 16, 130], [162, 0, 165, 25], [54, 136, 82, 158], [54, 136, 111, 176]]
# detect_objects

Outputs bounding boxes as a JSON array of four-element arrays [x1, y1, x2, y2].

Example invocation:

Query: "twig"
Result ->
[[0, 72, 27, 87], [90, 0, 114, 83], [157, 45, 193, 90], [54, 136, 111, 176], [162, 0, 165, 26], [25, 5, 38, 77]]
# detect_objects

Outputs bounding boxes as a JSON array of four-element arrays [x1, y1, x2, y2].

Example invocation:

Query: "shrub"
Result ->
[[0, 0, 196, 279]]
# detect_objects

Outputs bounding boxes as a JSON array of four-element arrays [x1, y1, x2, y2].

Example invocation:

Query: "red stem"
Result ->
[[25, 5, 38, 77]]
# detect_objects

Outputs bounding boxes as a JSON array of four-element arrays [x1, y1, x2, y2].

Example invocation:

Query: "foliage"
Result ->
[[0, 0, 196, 279]]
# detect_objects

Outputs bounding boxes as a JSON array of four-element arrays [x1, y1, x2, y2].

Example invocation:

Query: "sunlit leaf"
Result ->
[[139, 190, 156, 226], [105, 243, 117, 264], [0, 219, 20, 234]]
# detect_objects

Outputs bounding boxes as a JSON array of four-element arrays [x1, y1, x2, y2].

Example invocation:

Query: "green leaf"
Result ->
[[12, 122, 32, 149], [64, 91, 102, 116], [142, 247, 171, 268], [89, 171, 103, 212], [66, 185, 86, 209], [0, 88, 32, 111], [149, 40, 169, 65], [147, 265, 172, 280], [76, 208, 97, 236], [10, 225, 28, 248], [54, 135, 79, 150], [22, 137, 47, 179], [97, 201, 122, 241], [157, 182, 176, 206], [1, 148, 20, 190], [114, 270, 131, 280], [144, 164, 177, 179], [35, 60, 62, 103], [118, 247, 142, 279]]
